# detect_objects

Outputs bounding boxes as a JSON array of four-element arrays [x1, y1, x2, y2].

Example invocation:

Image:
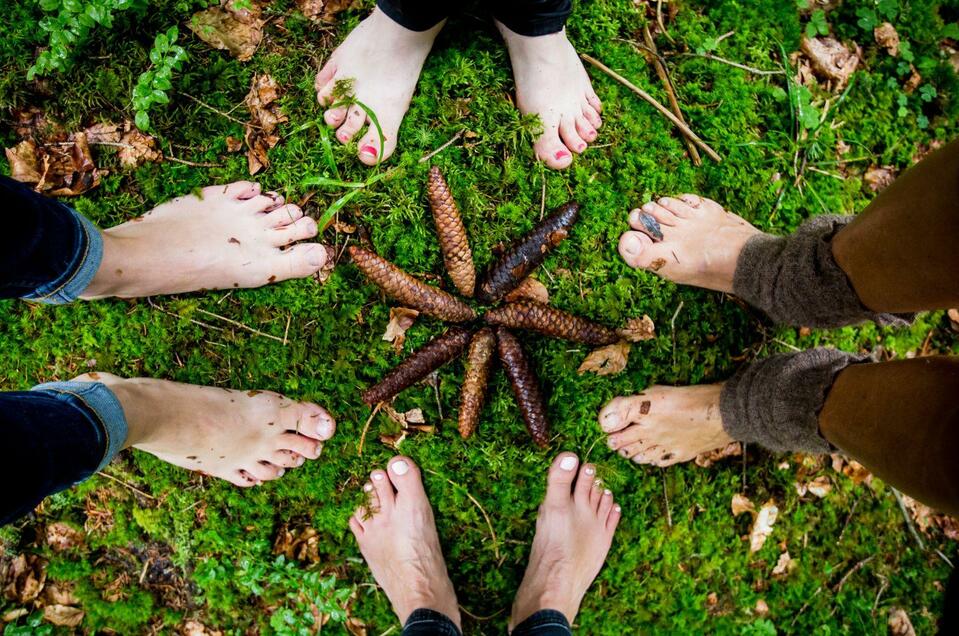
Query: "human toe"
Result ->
[[371, 469, 396, 509], [559, 116, 588, 154], [336, 105, 367, 143], [386, 456, 424, 494], [263, 204, 305, 228], [205, 181, 260, 200], [544, 452, 579, 506], [269, 449, 306, 469], [575, 115, 597, 143], [276, 432, 323, 459], [657, 196, 699, 219], [271, 216, 319, 247], [573, 463, 596, 505], [582, 104, 602, 130], [324, 106, 348, 127], [598, 396, 634, 433], [618, 231, 655, 268], [534, 130, 573, 170]]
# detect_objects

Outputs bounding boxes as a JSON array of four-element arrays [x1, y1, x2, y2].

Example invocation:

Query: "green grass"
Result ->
[[1, 0, 958, 633]]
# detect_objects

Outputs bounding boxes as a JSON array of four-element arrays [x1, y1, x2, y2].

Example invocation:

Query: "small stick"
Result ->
[[425, 468, 501, 561], [832, 555, 875, 593], [661, 469, 672, 527], [790, 585, 822, 627], [539, 171, 547, 220], [165, 155, 223, 168], [675, 52, 785, 76], [147, 299, 228, 334], [581, 54, 722, 162], [283, 314, 292, 346], [97, 470, 157, 500], [358, 402, 382, 456], [872, 576, 889, 615], [418, 130, 464, 164], [891, 487, 926, 550], [194, 308, 285, 343], [181, 92, 256, 128], [837, 493, 862, 543], [656, 0, 674, 43]]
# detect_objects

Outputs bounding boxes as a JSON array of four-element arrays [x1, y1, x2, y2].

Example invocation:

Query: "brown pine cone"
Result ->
[[476, 202, 580, 303], [496, 328, 550, 447], [349, 246, 476, 322], [427, 167, 476, 297], [484, 300, 619, 345], [362, 327, 473, 405], [457, 328, 496, 439]]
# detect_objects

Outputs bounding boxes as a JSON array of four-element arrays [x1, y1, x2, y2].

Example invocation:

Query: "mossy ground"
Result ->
[[2, 0, 958, 633]]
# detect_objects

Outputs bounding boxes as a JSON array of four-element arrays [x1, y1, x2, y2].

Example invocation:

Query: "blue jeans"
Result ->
[[402, 608, 572, 635], [1, 177, 128, 525], [376, 0, 572, 36]]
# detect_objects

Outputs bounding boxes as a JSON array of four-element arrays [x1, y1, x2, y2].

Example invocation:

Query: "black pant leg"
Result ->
[[376, 0, 448, 31], [511, 609, 573, 635], [401, 608, 461, 635], [491, 0, 572, 36]]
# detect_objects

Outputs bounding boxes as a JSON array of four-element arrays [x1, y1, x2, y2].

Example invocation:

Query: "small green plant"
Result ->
[[805, 9, 829, 38], [854, 0, 899, 32], [132, 26, 188, 130]]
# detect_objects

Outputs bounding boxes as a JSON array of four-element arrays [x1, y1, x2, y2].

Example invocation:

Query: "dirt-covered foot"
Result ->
[[510, 453, 620, 630], [618, 194, 762, 293], [315, 8, 443, 165], [598, 385, 734, 466], [496, 23, 603, 170], [81, 181, 327, 298], [350, 457, 461, 629], [76, 372, 336, 486]]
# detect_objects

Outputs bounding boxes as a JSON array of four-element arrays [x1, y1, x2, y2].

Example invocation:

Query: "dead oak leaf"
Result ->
[[874, 22, 900, 56], [863, 165, 897, 192], [577, 341, 631, 376], [800, 36, 861, 90], [189, 0, 264, 62], [382, 307, 419, 353], [618, 315, 656, 342], [888, 607, 916, 636], [772, 550, 794, 577], [794, 475, 832, 498], [45, 521, 84, 552], [5, 140, 43, 183], [749, 499, 779, 552], [43, 604, 84, 627], [1, 554, 47, 604], [182, 620, 224, 636], [244, 74, 288, 174], [118, 127, 162, 168], [948, 308, 959, 332], [297, 0, 355, 22], [505, 277, 549, 304], [731, 493, 755, 516], [694, 442, 743, 468]]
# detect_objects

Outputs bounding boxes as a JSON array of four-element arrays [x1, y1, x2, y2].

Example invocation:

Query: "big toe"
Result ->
[[534, 129, 573, 170], [544, 452, 579, 506], [387, 456, 425, 495], [618, 231, 655, 268], [598, 396, 634, 433], [276, 243, 330, 280], [356, 126, 397, 166]]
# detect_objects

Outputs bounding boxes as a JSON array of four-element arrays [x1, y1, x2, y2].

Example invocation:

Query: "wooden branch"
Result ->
[[581, 53, 722, 163]]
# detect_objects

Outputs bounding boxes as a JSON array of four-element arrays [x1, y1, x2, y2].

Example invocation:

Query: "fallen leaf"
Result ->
[[505, 277, 550, 304], [800, 36, 861, 90], [706, 591, 718, 607], [382, 307, 419, 353], [694, 442, 743, 468], [874, 22, 900, 56], [754, 599, 769, 616], [345, 615, 368, 636], [888, 607, 916, 636], [313, 245, 336, 284], [43, 583, 79, 606], [182, 620, 224, 636], [577, 341, 631, 376], [731, 493, 755, 516], [1, 554, 47, 604], [795, 475, 832, 498], [772, 551, 794, 577], [225, 136, 243, 152], [2, 608, 28, 622], [333, 220, 357, 234], [5, 140, 42, 183], [617, 315, 656, 342], [244, 74, 288, 174], [45, 522, 84, 552], [189, 0, 264, 62], [297, 0, 355, 22], [749, 499, 779, 552], [273, 524, 322, 563], [863, 166, 897, 192], [118, 127, 162, 168], [43, 604, 84, 627], [83, 121, 123, 144], [903, 66, 922, 93]]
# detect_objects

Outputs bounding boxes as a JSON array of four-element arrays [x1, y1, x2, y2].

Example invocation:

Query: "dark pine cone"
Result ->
[[496, 328, 549, 447], [476, 202, 579, 303], [457, 327, 496, 439], [349, 246, 476, 322], [362, 327, 473, 405], [427, 167, 476, 297], [484, 300, 619, 345]]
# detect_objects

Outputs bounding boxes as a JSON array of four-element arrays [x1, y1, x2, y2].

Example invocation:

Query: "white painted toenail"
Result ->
[[364, 483, 373, 492], [559, 456, 577, 471], [277, 469, 285, 477], [391, 460, 409, 475], [372, 472, 384, 481], [316, 416, 333, 437], [607, 438, 617, 449], [585, 466, 595, 476], [615, 505, 622, 512], [604, 489, 612, 496]]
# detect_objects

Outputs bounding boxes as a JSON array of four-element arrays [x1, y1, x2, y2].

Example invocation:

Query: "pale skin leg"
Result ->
[[81, 181, 328, 299], [496, 23, 604, 170], [77, 373, 336, 486], [604, 195, 760, 464]]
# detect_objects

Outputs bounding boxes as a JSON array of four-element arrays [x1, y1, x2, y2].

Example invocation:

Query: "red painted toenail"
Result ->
[[555, 150, 569, 160], [360, 145, 378, 158]]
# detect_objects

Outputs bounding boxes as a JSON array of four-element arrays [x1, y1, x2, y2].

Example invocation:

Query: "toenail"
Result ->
[[614, 505, 622, 512], [585, 466, 595, 476], [277, 469, 285, 477], [360, 144, 378, 158], [604, 489, 612, 496], [578, 143, 587, 151], [555, 150, 570, 160], [607, 438, 617, 449], [372, 472, 384, 481], [559, 456, 577, 471], [316, 415, 333, 437], [364, 483, 373, 492], [391, 460, 409, 475], [307, 246, 327, 268]]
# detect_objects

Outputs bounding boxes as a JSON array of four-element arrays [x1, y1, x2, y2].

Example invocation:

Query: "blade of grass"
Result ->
[[316, 166, 403, 231], [302, 176, 367, 189], [317, 122, 340, 179], [331, 97, 386, 164]]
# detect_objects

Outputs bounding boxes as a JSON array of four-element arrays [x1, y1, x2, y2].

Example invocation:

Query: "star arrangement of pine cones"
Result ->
[[350, 167, 647, 447]]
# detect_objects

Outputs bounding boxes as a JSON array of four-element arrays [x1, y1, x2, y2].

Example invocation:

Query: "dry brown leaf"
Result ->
[[899, 493, 959, 540], [888, 607, 916, 636], [731, 493, 755, 516], [383, 405, 427, 427], [244, 74, 288, 174], [45, 522, 84, 552], [863, 166, 897, 192], [43, 583, 79, 606], [505, 277, 550, 304], [313, 245, 336, 284], [182, 620, 224, 636], [345, 615, 368, 636], [2, 554, 47, 604], [749, 499, 779, 552], [273, 524, 322, 563], [874, 22, 900, 56], [382, 307, 419, 353], [189, 0, 264, 61], [2, 608, 28, 622], [618, 315, 656, 342], [795, 475, 832, 498], [949, 309, 959, 331], [297, 0, 355, 22], [225, 136, 243, 152], [771, 551, 794, 577], [694, 442, 743, 468], [5, 140, 42, 183], [800, 36, 861, 90], [333, 220, 357, 234], [754, 599, 769, 616], [43, 604, 84, 627], [83, 121, 123, 144], [118, 128, 162, 168], [903, 66, 922, 93], [577, 341, 631, 376]]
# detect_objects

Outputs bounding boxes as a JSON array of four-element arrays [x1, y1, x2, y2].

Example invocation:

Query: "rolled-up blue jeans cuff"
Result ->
[[402, 608, 462, 635], [512, 609, 572, 635], [21, 207, 102, 305], [30, 381, 127, 472]]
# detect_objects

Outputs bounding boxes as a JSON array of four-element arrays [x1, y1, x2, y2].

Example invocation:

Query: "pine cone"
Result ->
[[457, 328, 496, 439], [349, 246, 476, 322], [476, 202, 580, 303], [362, 327, 473, 405], [496, 328, 549, 447], [485, 300, 619, 345], [427, 167, 476, 297]]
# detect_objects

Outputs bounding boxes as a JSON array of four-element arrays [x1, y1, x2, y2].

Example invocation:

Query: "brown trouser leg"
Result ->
[[819, 357, 959, 516]]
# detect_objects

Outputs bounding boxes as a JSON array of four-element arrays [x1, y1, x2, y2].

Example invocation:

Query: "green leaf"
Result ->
[[944, 23, 959, 40], [151, 88, 169, 104], [135, 110, 150, 130]]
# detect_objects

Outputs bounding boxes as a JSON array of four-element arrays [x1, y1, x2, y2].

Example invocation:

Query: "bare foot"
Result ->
[[77, 373, 336, 486], [315, 8, 443, 165], [497, 23, 603, 170], [510, 453, 620, 630], [350, 457, 461, 629], [598, 385, 734, 466], [618, 194, 762, 293], [81, 181, 327, 298]]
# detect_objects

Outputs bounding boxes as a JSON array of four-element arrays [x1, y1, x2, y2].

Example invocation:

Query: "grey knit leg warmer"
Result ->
[[719, 348, 868, 454], [732, 215, 913, 328]]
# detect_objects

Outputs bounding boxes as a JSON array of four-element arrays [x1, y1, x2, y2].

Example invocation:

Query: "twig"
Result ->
[[790, 585, 822, 627], [194, 308, 285, 343], [358, 403, 382, 456], [581, 54, 722, 162], [458, 605, 505, 621], [637, 29, 700, 165], [936, 549, 955, 569], [181, 91, 255, 128], [425, 468, 501, 562], [283, 314, 292, 346], [539, 170, 547, 220], [418, 130, 464, 164], [146, 298, 228, 335], [655, 0, 674, 43], [837, 493, 862, 543], [670, 299, 684, 365], [891, 487, 926, 550], [872, 576, 889, 615], [165, 155, 223, 168], [97, 470, 157, 500], [675, 52, 785, 76], [715, 30, 736, 45], [833, 555, 875, 593], [661, 469, 672, 527]]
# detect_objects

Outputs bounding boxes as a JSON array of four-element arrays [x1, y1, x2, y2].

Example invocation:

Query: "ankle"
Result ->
[[81, 230, 126, 299], [399, 590, 461, 631]]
